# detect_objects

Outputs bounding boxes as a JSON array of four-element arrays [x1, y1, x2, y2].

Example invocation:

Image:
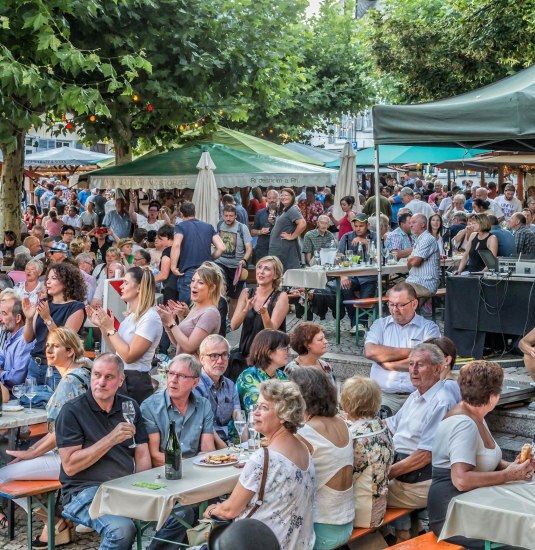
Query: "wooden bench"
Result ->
[[345, 507, 412, 543], [389, 531, 464, 549], [15, 422, 49, 450], [0, 479, 62, 547], [343, 296, 389, 345], [431, 287, 447, 321]]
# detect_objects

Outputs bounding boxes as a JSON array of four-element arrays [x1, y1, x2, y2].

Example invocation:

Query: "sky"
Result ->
[[306, 0, 323, 17]]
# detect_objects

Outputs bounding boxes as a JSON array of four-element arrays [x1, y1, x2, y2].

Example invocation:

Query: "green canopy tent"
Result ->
[[283, 143, 341, 163], [88, 143, 337, 190]]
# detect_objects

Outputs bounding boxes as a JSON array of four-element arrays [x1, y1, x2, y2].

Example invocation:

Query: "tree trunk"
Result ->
[[0, 131, 25, 241], [115, 141, 132, 165]]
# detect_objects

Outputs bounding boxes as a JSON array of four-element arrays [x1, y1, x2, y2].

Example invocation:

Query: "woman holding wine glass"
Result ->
[[0, 327, 91, 547]]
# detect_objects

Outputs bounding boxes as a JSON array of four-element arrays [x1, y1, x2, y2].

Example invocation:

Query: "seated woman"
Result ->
[[203, 379, 316, 550], [14, 258, 44, 305], [0, 327, 91, 547], [290, 367, 354, 550], [341, 376, 394, 529], [285, 322, 334, 385], [429, 360, 533, 549], [425, 336, 461, 402], [236, 329, 289, 410]]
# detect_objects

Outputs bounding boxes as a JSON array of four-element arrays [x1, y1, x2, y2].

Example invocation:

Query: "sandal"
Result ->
[[32, 522, 74, 549], [0, 511, 7, 529]]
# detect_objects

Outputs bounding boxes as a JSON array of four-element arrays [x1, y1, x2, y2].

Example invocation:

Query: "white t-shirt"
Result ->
[[136, 214, 165, 231], [406, 198, 435, 219], [495, 196, 522, 221], [117, 307, 163, 372]]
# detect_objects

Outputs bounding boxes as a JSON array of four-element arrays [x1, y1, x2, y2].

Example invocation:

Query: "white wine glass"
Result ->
[[233, 410, 247, 460], [122, 400, 137, 448], [25, 377, 37, 411], [12, 384, 26, 406]]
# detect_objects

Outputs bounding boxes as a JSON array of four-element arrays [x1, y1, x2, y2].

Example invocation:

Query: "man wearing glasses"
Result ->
[[364, 282, 440, 416], [195, 335, 240, 448]]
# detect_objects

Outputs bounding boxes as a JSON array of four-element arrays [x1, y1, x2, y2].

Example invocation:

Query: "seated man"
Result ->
[[56, 353, 152, 550], [302, 215, 336, 266], [364, 283, 440, 416], [385, 212, 414, 259], [195, 335, 240, 447], [386, 343, 458, 542]]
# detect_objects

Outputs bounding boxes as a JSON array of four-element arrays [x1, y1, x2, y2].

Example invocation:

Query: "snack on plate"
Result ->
[[519, 443, 532, 463], [202, 454, 237, 465]]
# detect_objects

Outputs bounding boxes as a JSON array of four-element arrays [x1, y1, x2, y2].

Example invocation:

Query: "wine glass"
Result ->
[[25, 377, 37, 411], [12, 384, 26, 406], [381, 244, 390, 266], [121, 400, 137, 448], [233, 410, 247, 460], [443, 240, 450, 257]]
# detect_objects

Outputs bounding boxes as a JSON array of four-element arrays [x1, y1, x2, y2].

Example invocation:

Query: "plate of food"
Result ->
[[193, 454, 239, 467], [3, 403, 24, 412]]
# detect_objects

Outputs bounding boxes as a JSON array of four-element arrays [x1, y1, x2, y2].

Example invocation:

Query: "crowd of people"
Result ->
[[0, 174, 532, 550]]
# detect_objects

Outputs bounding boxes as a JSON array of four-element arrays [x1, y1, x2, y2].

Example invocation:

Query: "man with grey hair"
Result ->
[[195, 335, 240, 446], [385, 343, 458, 542], [56, 353, 152, 550], [76, 252, 97, 304], [399, 187, 434, 219], [302, 214, 336, 265]]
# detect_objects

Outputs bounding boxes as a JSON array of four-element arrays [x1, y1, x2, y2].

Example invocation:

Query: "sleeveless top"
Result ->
[[238, 288, 286, 357], [467, 233, 490, 272], [299, 422, 355, 524]]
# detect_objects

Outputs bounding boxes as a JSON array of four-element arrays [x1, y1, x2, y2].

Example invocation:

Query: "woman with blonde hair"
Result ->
[[454, 213, 498, 274], [231, 255, 289, 362], [87, 266, 162, 403], [14, 259, 44, 305], [157, 261, 222, 356]]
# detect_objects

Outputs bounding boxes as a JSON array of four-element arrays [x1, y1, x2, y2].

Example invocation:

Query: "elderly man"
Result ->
[[406, 214, 440, 298], [251, 189, 279, 262], [102, 197, 131, 240], [302, 214, 336, 265], [365, 283, 440, 416], [496, 184, 522, 222], [386, 343, 458, 542], [427, 182, 447, 205], [48, 241, 69, 263], [56, 354, 152, 550], [23, 236, 42, 258], [141, 353, 215, 464], [385, 213, 414, 259], [76, 253, 97, 304], [509, 212, 535, 256], [0, 290, 33, 398], [399, 187, 434, 219], [475, 187, 504, 222], [194, 335, 240, 446]]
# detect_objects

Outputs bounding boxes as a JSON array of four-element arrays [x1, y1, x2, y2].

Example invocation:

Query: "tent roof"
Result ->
[[88, 143, 337, 190], [437, 153, 535, 170], [283, 143, 341, 163], [24, 147, 113, 166], [324, 145, 489, 168], [373, 65, 535, 151]]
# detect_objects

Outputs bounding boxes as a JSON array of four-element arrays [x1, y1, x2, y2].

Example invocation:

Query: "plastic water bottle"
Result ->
[[248, 406, 258, 451], [94, 341, 101, 358], [313, 250, 321, 266], [46, 365, 56, 392]]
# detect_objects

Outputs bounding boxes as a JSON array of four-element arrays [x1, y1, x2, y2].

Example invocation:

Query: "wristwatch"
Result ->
[[107, 329, 117, 337], [45, 319, 52, 327]]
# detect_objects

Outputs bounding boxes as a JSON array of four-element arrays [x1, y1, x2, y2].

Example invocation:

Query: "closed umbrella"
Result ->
[[332, 142, 360, 220], [192, 150, 219, 229]]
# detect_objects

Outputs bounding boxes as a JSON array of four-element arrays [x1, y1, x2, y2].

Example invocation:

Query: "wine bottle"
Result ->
[[165, 420, 182, 480]]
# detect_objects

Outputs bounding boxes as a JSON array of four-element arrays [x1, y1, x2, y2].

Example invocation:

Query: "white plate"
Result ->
[[193, 455, 239, 468], [3, 404, 24, 412]]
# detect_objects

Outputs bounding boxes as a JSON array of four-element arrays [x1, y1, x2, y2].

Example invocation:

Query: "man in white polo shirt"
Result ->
[[364, 282, 440, 416]]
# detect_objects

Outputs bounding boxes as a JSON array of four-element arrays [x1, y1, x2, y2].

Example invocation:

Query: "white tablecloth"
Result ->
[[0, 407, 47, 430]]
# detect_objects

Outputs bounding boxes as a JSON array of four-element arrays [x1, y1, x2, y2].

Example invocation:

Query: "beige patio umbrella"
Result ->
[[332, 142, 360, 220], [192, 150, 219, 229]]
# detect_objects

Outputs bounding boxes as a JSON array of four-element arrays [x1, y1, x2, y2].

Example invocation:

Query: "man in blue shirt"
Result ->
[[0, 290, 33, 394], [489, 215, 515, 257], [102, 198, 131, 240], [195, 335, 240, 446]]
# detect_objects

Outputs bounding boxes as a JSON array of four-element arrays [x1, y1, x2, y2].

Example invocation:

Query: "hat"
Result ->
[[208, 519, 280, 550], [49, 241, 69, 255], [350, 213, 369, 223]]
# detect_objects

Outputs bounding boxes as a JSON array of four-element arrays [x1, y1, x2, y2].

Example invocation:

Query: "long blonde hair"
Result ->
[[126, 266, 156, 321]]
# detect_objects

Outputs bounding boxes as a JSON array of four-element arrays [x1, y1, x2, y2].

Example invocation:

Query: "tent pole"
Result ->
[[374, 145, 383, 317]]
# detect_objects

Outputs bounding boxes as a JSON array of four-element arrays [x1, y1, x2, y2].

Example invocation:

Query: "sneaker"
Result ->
[[350, 325, 356, 335], [358, 324, 367, 334], [75, 524, 95, 534]]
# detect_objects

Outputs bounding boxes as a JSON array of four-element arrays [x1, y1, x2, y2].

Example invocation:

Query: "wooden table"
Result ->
[[0, 406, 47, 449]]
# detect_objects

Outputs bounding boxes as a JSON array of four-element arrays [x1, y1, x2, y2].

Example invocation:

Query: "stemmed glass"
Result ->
[[12, 384, 26, 406], [443, 240, 451, 257], [233, 410, 247, 460], [25, 377, 37, 411], [381, 245, 390, 266], [121, 401, 137, 448]]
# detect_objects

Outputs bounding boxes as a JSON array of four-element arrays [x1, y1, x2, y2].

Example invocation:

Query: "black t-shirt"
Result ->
[[56, 390, 149, 505], [160, 246, 178, 293], [90, 237, 113, 264]]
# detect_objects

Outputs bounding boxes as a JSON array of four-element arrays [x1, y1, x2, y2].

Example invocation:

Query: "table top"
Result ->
[[439, 480, 535, 548], [0, 406, 47, 430], [89, 450, 243, 529]]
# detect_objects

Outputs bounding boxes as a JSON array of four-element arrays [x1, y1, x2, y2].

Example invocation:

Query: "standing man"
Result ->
[[385, 213, 414, 259], [216, 204, 253, 317], [496, 184, 522, 222], [102, 197, 131, 240], [56, 354, 151, 549], [399, 187, 435, 219], [170, 202, 226, 304], [365, 283, 440, 416], [406, 214, 440, 298], [251, 190, 279, 262], [302, 215, 336, 266], [220, 194, 248, 225], [509, 213, 535, 256]]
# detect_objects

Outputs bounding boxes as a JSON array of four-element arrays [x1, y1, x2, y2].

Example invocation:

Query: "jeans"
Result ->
[[176, 267, 196, 305], [64, 486, 136, 550], [341, 276, 377, 326], [27, 358, 61, 387], [147, 507, 195, 550]]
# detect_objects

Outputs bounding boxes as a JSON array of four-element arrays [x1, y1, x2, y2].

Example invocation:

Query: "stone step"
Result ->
[[492, 431, 531, 462]]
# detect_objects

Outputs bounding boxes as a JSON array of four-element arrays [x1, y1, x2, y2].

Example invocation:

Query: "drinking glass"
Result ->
[[25, 377, 37, 411], [382, 245, 389, 265], [443, 240, 450, 256], [233, 410, 247, 460], [122, 401, 137, 448], [12, 384, 26, 406]]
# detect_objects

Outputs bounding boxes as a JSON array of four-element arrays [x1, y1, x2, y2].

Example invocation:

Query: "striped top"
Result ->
[[406, 230, 440, 294]]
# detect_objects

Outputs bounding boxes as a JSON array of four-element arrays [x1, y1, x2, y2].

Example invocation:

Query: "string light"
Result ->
[[133, 94, 139, 102], [89, 115, 96, 123]]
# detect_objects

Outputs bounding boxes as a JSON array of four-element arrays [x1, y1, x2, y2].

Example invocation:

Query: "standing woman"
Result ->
[[24, 205, 41, 231], [454, 214, 498, 274], [428, 214, 445, 255], [231, 256, 289, 361], [328, 196, 357, 240], [86, 266, 162, 404], [23, 262, 86, 386], [157, 261, 222, 356], [268, 188, 306, 272]]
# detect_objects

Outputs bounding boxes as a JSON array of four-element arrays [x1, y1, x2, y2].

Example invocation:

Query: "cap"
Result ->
[[49, 241, 69, 255], [350, 213, 369, 223]]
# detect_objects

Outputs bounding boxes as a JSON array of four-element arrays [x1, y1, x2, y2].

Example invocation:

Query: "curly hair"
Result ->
[[290, 322, 323, 355], [46, 262, 86, 302], [288, 367, 337, 417], [458, 360, 503, 407], [259, 379, 305, 434], [341, 376, 382, 420]]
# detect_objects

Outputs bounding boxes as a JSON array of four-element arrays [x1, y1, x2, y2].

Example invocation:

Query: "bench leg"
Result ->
[[47, 491, 55, 550], [335, 279, 341, 345], [8, 499, 15, 540], [26, 496, 33, 550], [136, 519, 143, 550]]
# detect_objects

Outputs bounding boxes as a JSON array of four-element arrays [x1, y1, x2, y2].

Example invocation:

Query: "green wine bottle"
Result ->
[[165, 420, 182, 480]]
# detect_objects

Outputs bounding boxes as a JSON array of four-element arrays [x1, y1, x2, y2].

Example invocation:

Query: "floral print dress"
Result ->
[[236, 366, 288, 410]]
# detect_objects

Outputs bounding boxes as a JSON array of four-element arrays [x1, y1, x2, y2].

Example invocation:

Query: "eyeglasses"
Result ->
[[167, 371, 198, 380], [387, 300, 415, 310], [205, 352, 229, 361], [276, 345, 290, 351]]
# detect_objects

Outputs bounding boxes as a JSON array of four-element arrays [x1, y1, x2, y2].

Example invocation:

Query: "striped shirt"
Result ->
[[302, 229, 336, 254], [385, 227, 414, 252], [406, 231, 440, 294]]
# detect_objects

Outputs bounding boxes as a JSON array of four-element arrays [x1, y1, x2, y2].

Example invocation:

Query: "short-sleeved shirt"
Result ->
[[175, 306, 221, 355], [405, 199, 435, 219], [496, 195, 522, 221], [406, 230, 440, 294], [174, 219, 216, 273], [193, 371, 240, 441], [365, 314, 440, 393], [514, 225, 535, 255], [102, 210, 131, 239], [80, 211, 98, 227], [56, 391, 149, 505], [141, 390, 214, 458], [268, 206, 304, 271], [216, 221, 252, 268], [385, 228, 414, 252], [135, 214, 165, 232], [117, 308, 163, 372], [236, 366, 288, 410], [386, 381, 458, 454], [302, 229, 336, 255]]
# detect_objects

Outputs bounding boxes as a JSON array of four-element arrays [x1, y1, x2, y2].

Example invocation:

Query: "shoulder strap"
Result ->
[[66, 368, 90, 391], [245, 447, 269, 518]]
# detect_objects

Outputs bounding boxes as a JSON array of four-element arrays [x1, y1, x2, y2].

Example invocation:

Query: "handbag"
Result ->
[[186, 448, 270, 545]]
